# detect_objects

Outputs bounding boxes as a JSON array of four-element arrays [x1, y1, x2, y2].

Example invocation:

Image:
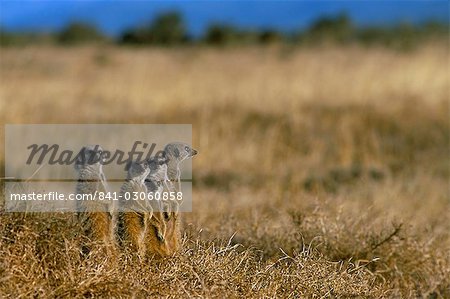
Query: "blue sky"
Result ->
[[0, 1, 448, 36]]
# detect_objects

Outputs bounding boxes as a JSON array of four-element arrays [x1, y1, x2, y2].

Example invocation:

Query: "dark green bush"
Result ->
[[203, 24, 259, 46], [302, 13, 355, 44], [149, 11, 187, 45], [0, 29, 55, 46], [1, 11, 448, 48], [58, 22, 106, 45], [259, 30, 284, 44], [119, 11, 187, 45]]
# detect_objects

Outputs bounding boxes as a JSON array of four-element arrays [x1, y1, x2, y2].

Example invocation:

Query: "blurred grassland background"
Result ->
[[0, 8, 449, 299]]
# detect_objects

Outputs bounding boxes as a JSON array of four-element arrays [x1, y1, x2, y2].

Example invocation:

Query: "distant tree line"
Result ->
[[1, 12, 448, 49]]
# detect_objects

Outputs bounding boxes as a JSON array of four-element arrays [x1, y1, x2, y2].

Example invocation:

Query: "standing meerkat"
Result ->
[[117, 159, 151, 255], [143, 153, 179, 257], [74, 145, 116, 254], [144, 142, 198, 257]]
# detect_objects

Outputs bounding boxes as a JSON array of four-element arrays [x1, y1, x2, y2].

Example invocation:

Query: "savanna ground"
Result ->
[[0, 44, 449, 298]]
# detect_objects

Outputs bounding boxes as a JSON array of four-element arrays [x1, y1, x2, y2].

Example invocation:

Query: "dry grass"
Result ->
[[0, 44, 449, 298]]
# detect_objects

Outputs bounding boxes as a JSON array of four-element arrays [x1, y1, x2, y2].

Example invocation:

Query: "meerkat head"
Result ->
[[126, 159, 151, 182], [161, 142, 197, 184], [74, 145, 105, 173], [163, 142, 198, 164]]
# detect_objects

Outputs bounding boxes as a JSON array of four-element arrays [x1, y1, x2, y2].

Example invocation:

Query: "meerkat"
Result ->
[[74, 145, 116, 254], [142, 153, 180, 257], [144, 142, 198, 257], [117, 159, 151, 255]]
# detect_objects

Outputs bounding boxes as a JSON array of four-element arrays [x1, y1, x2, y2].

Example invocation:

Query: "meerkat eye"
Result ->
[[185, 146, 190, 152]]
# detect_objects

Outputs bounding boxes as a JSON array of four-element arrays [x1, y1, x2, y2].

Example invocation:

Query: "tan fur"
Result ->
[[119, 154, 185, 258], [74, 146, 116, 256], [119, 209, 180, 258], [120, 211, 145, 253], [144, 211, 181, 257], [118, 163, 150, 255]]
